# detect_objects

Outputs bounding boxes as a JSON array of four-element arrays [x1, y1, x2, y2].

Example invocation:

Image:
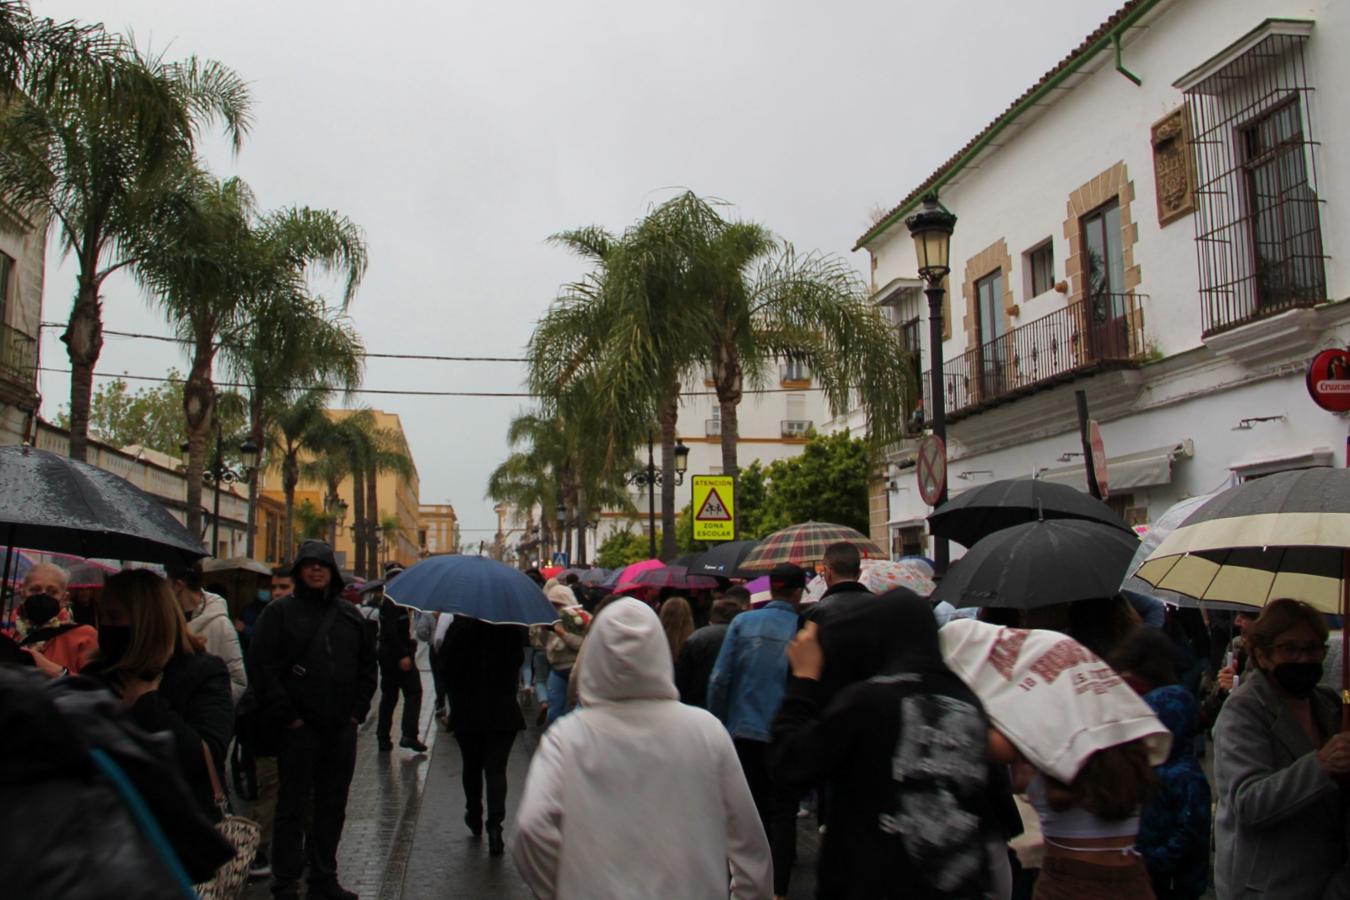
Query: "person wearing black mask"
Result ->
[[247, 541, 377, 900], [1214, 598, 1350, 899]]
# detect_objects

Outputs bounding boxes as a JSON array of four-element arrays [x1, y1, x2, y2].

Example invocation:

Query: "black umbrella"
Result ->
[[688, 539, 761, 577], [931, 518, 1139, 610], [0, 445, 207, 565], [928, 478, 1132, 548]]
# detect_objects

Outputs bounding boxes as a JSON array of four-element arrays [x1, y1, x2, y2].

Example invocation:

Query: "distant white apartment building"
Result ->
[[595, 365, 831, 546], [850, 0, 1349, 559], [0, 197, 44, 445]]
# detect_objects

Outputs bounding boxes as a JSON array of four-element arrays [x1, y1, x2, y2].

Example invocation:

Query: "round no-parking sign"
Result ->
[[916, 435, 947, 507]]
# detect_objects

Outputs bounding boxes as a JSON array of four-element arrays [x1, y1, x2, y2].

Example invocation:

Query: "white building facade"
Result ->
[[855, 0, 1349, 559], [0, 199, 44, 446], [595, 369, 832, 547]]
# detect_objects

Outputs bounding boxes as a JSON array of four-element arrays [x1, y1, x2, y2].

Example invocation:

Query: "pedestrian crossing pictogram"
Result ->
[[695, 488, 732, 521]]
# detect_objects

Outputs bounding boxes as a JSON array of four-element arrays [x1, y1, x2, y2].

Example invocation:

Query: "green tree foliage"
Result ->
[[734, 461, 772, 539], [596, 528, 652, 569], [54, 371, 246, 461], [292, 499, 329, 542], [759, 431, 870, 535]]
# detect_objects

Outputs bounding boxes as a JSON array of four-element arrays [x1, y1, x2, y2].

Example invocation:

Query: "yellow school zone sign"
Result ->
[[692, 475, 735, 542]]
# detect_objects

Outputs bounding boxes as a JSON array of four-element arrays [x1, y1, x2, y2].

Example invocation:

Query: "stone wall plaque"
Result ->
[[1151, 107, 1196, 227]]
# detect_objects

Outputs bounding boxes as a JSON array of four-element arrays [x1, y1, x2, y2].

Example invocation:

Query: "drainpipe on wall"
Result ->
[[1113, 31, 1143, 86]]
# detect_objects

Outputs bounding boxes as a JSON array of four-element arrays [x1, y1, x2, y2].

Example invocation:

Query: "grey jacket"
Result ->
[[1213, 667, 1349, 900]]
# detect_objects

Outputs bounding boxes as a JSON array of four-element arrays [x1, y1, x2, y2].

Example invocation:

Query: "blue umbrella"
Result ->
[[383, 554, 558, 626]]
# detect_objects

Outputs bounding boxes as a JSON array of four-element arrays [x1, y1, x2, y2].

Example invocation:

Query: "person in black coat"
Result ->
[[436, 615, 525, 856], [247, 541, 377, 900], [81, 568, 234, 825], [674, 597, 743, 708], [375, 563, 426, 753], [802, 542, 874, 628], [771, 588, 991, 899]]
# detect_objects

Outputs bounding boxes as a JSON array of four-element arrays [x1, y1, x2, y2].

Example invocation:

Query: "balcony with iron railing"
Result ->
[[0, 323, 36, 386], [781, 419, 813, 438], [922, 292, 1147, 423]]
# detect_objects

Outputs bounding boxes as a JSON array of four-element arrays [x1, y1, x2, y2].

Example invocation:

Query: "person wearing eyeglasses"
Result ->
[[1213, 598, 1350, 899]]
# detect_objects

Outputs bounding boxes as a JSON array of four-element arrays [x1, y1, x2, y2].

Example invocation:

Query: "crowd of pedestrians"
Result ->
[[4, 535, 1349, 899]]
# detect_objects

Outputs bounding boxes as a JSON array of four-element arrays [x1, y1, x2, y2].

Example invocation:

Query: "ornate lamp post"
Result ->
[[905, 195, 957, 575], [626, 438, 690, 559], [184, 423, 259, 559]]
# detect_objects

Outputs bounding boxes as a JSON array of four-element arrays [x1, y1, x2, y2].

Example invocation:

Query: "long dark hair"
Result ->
[[1044, 738, 1156, 819]]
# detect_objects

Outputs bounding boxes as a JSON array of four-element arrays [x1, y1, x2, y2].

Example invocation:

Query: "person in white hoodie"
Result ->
[[167, 563, 248, 705], [511, 596, 771, 900]]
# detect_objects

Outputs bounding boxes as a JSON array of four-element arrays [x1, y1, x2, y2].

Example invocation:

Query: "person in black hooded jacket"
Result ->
[[247, 540, 377, 900], [770, 587, 991, 900]]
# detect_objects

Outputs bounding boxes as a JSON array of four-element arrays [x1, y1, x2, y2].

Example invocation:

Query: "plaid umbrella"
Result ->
[[738, 522, 886, 574]]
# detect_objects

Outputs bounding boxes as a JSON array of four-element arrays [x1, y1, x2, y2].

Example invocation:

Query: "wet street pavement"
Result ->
[[244, 647, 821, 898]]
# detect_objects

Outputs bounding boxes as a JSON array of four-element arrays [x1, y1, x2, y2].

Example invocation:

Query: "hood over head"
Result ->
[[291, 540, 344, 600], [818, 587, 944, 685], [546, 584, 575, 609], [577, 597, 679, 706], [1143, 684, 1200, 762]]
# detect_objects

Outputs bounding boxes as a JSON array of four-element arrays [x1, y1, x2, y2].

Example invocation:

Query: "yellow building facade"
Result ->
[[418, 503, 459, 556], [260, 409, 422, 574]]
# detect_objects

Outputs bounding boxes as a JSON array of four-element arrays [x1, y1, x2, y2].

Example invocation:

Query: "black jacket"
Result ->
[[770, 589, 990, 899], [803, 580, 872, 624], [437, 617, 525, 734], [84, 650, 234, 822], [246, 588, 378, 733], [378, 596, 415, 666], [674, 623, 729, 709]]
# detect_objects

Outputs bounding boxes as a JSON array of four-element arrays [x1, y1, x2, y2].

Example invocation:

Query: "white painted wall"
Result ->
[[859, 0, 1350, 557]]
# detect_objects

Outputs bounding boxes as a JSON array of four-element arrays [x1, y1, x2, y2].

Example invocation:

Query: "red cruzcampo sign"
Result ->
[[1307, 348, 1350, 412]]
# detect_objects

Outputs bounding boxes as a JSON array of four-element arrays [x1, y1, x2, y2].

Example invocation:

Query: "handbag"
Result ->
[[193, 741, 260, 900]]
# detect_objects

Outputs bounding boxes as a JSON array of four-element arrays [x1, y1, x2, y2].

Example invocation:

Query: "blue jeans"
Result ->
[[546, 668, 571, 726]]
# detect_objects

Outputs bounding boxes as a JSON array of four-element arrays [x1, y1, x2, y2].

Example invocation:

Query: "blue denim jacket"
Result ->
[[707, 601, 798, 742]]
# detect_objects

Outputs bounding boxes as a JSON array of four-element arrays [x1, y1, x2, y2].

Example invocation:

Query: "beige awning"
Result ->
[[1036, 441, 1193, 492]]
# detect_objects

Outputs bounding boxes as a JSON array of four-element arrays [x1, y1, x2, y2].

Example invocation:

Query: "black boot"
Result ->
[[465, 812, 482, 838], [399, 736, 428, 753], [308, 882, 358, 900], [487, 826, 505, 857]]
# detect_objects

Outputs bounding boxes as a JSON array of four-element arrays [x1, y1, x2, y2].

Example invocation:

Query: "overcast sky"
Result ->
[[34, 0, 1124, 539]]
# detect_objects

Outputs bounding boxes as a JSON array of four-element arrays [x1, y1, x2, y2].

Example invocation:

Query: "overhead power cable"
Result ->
[[38, 322, 529, 363], [33, 366, 828, 399]]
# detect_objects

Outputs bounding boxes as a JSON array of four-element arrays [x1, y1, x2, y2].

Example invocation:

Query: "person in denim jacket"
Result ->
[[709, 563, 805, 900]]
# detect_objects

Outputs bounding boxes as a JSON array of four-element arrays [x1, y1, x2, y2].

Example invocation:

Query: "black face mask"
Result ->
[[21, 593, 60, 627], [1270, 662, 1323, 699], [99, 625, 133, 664]]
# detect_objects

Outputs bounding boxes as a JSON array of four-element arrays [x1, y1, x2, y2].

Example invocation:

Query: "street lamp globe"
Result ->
[[905, 195, 957, 283], [238, 437, 259, 471], [336, 498, 349, 526], [674, 440, 691, 475], [556, 502, 566, 527]]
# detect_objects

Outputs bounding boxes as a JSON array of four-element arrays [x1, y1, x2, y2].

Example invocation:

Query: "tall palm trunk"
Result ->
[[659, 387, 679, 560], [575, 485, 588, 566], [282, 449, 299, 559], [366, 463, 379, 569], [61, 260, 104, 463], [713, 349, 744, 538], [182, 343, 216, 543], [350, 466, 367, 577], [326, 477, 340, 547], [245, 405, 265, 558]]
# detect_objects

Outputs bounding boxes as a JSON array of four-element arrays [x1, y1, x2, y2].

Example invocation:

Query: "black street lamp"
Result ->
[[905, 194, 957, 576], [555, 496, 566, 564], [626, 437, 690, 559], [184, 422, 260, 559]]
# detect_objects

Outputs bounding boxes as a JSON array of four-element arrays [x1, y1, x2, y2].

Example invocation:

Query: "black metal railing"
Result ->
[[922, 293, 1146, 419], [705, 418, 721, 436], [0, 324, 36, 384], [781, 419, 813, 438]]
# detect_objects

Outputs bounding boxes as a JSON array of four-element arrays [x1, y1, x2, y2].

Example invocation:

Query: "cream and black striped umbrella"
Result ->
[[1133, 467, 1350, 614]]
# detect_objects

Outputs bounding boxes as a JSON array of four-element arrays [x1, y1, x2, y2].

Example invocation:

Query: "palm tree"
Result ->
[[364, 424, 415, 572], [379, 515, 401, 567], [0, 7, 251, 461], [227, 294, 363, 559], [271, 388, 330, 558]]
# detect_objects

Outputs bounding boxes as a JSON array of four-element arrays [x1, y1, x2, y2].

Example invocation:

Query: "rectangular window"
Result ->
[[1241, 99, 1324, 311], [1082, 200, 1125, 299], [0, 252, 12, 325], [782, 360, 809, 382], [899, 317, 923, 430], [975, 270, 1006, 398], [1027, 241, 1055, 296]]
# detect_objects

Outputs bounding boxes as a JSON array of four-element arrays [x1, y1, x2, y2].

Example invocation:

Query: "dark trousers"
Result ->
[[377, 661, 423, 742], [735, 737, 797, 896], [454, 730, 517, 830], [272, 722, 358, 896]]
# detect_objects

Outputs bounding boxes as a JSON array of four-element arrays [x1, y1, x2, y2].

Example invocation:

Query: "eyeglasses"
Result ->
[[1271, 641, 1326, 660]]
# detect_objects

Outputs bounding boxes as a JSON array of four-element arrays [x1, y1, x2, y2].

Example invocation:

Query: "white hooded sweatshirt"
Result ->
[[511, 597, 771, 900], [187, 590, 247, 705]]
